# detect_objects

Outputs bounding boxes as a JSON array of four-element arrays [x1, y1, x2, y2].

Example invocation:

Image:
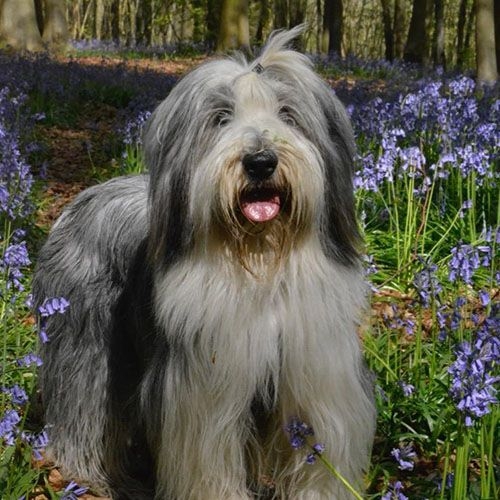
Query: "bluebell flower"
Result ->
[[381, 480, 408, 500], [448, 311, 499, 425], [2, 384, 28, 405], [448, 244, 480, 284], [391, 444, 417, 470], [285, 418, 326, 465], [0, 409, 21, 445], [17, 353, 43, 367], [306, 443, 325, 464], [21, 429, 49, 461], [413, 258, 442, 307], [38, 296, 70, 317], [0, 241, 30, 291], [398, 381, 415, 397], [61, 480, 89, 499], [478, 290, 490, 307], [285, 417, 314, 450]]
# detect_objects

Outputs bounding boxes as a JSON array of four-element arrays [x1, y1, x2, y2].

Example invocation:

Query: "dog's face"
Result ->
[[144, 30, 360, 273]]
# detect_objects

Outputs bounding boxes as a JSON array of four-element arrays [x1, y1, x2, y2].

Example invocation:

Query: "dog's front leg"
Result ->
[[146, 361, 253, 500]]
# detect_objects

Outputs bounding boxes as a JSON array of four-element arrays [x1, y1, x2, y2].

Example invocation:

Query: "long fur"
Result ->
[[33, 27, 376, 499]]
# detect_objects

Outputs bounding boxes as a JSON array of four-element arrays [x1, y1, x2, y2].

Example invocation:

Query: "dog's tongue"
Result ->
[[241, 194, 280, 222]]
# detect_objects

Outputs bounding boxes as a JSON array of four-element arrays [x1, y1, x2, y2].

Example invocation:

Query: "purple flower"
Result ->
[[0, 241, 30, 291], [448, 243, 481, 284], [413, 258, 442, 307], [17, 353, 43, 367], [22, 429, 49, 461], [61, 480, 89, 499], [381, 480, 408, 500], [38, 296, 70, 317], [398, 381, 415, 397], [2, 384, 28, 405], [391, 444, 417, 470], [478, 290, 490, 307], [285, 417, 314, 450], [0, 409, 21, 445], [306, 443, 325, 464], [448, 311, 499, 425]]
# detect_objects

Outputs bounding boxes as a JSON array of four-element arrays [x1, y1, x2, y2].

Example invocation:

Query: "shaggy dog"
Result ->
[[33, 27, 375, 499]]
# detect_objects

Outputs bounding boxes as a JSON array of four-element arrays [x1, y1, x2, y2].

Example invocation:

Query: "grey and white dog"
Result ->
[[33, 27, 375, 499]]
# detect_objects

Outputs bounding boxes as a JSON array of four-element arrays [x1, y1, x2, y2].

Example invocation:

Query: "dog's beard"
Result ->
[[212, 154, 318, 278]]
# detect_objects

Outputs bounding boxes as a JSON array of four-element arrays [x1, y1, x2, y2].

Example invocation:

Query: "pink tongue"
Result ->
[[242, 196, 280, 222]]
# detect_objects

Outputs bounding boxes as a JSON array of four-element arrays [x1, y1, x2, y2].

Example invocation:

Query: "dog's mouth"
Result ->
[[239, 187, 282, 223]]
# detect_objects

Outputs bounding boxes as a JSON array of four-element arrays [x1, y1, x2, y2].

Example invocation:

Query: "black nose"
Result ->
[[242, 150, 278, 181]]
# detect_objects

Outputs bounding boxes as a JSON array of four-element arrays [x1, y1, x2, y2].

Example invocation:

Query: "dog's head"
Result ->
[[144, 27, 360, 274]]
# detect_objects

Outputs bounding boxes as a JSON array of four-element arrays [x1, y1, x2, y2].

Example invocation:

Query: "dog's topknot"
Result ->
[[251, 25, 311, 73]]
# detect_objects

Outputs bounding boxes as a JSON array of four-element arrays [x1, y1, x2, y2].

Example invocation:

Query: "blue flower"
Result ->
[[398, 381, 415, 397], [2, 384, 28, 405], [305, 443, 325, 464], [285, 417, 314, 450], [17, 353, 43, 367], [381, 480, 408, 500], [38, 296, 70, 317], [391, 444, 417, 470], [0, 409, 21, 445], [61, 480, 88, 499], [448, 310, 499, 425], [413, 258, 442, 307]]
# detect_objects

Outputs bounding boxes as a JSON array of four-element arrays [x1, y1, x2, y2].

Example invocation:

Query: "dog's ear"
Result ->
[[316, 86, 362, 266], [143, 98, 195, 268]]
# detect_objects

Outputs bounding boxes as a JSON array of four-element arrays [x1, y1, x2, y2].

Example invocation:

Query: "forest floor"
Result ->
[[36, 55, 204, 230]]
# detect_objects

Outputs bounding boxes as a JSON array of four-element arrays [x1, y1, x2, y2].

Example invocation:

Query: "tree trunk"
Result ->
[[380, 0, 394, 61], [475, 0, 497, 82], [217, 0, 249, 51], [94, 0, 104, 39], [206, 0, 222, 47], [393, 0, 405, 59], [404, 0, 429, 64], [274, 0, 288, 29], [256, 0, 269, 44], [289, 0, 306, 28], [323, 0, 343, 55], [34, 0, 44, 34], [111, 0, 120, 41], [456, 0, 468, 68], [0, 0, 44, 51], [495, 0, 500, 74], [42, 0, 68, 48], [192, 0, 204, 43], [432, 0, 445, 67]]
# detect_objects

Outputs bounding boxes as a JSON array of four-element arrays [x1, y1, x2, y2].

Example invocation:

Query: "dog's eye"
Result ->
[[279, 107, 297, 127], [213, 110, 232, 128]]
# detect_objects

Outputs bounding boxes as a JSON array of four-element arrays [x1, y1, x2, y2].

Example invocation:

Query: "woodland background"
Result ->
[[0, 0, 498, 82]]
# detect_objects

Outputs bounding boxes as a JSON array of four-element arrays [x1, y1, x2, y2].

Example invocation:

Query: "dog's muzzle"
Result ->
[[240, 149, 282, 223]]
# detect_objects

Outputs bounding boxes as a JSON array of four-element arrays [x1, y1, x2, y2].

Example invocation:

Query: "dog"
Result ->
[[33, 27, 376, 499]]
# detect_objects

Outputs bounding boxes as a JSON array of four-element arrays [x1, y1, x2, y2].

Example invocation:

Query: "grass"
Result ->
[[0, 50, 498, 499]]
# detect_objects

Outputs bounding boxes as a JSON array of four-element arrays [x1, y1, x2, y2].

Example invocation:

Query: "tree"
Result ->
[[495, 0, 500, 74], [432, 0, 445, 67], [475, 0, 498, 82], [323, 0, 343, 55], [0, 0, 44, 50], [0, 0, 68, 51], [380, 0, 394, 60], [393, 0, 405, 59], [404, 0, 430, 64], [217, 0, 249, 51]]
